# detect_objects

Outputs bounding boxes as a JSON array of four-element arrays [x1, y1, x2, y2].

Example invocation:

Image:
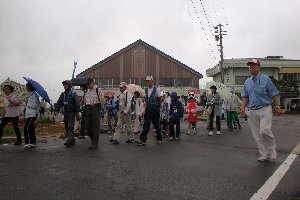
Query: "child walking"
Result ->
[[169, 92, 184, 140], [186, 94, 199, 135]]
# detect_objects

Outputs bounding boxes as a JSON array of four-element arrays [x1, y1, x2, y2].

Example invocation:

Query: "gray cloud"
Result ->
[[1, 0, 299, 100]]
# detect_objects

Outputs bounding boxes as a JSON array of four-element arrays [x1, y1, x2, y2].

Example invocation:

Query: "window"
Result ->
[[279, 73, 300, 81], [235, 76, 249, 85]]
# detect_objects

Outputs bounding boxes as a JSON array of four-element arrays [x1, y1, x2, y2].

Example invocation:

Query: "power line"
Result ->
[[198, 0, 217, 39], [181, 0, 216, 61], [188, 0, 218, 60]]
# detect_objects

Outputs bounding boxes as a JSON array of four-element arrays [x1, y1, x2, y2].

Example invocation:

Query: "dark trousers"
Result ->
[[140, 108, 162, 142], [64, 115, 75, 142], [24, 117, 37, 144], [169, 118, 180, 138], [85, 105, 100, 146], [208, 108, 221, 131], [80, 109, 86, 135], [0, 116, 22, 142]]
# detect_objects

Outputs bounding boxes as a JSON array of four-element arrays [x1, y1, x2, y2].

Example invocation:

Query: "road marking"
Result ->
[[250, 143, 300, 200]]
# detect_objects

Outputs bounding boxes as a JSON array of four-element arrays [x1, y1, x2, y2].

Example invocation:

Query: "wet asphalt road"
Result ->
[[0, 115, 299, 200]]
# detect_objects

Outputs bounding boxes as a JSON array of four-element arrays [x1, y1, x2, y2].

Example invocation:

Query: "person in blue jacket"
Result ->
[[54, 80, 81, 147], [169, 92, 184, 140]]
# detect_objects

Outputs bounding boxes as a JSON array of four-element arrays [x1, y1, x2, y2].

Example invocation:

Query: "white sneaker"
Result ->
[[187, 131, 191, 135], [208, 131, 213, 136], [269, 150, 277, 160], [193, 128, 197, 134], [258, 156, 269, 162], [216, 131, 221, 135], [24, 144, 33, 149]]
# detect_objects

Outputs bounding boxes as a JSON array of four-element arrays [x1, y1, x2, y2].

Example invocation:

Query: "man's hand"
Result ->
[[76, 113, 81, 121], [274, 107, 282, 116], [240, 107, 246, 118]]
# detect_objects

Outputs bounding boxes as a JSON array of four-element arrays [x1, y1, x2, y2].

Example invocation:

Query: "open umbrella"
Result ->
[[23, 77, 51, 105], [126, 84, 145, 96]]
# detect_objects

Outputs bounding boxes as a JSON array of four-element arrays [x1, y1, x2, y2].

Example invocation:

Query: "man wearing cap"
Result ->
[[136, 76, 163, 145], [55, 80, 81, 147], [109, 82, 134, 144], [206, 85, 222, 136], [241, 59, 282, 162], [84, 77, 104, 150]]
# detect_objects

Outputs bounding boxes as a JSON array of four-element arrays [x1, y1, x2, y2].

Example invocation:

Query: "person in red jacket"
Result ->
[[186, 93, 199, 135]]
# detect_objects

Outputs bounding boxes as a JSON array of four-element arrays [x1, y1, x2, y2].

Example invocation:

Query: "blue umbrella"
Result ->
[[23, 77, 51, 105]]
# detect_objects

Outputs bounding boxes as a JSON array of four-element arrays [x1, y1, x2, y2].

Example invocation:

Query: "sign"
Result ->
[[188, 89, 201, 95]]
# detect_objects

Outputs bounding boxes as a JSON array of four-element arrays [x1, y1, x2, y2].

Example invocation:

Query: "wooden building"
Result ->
[[77, 40, 203, 89]]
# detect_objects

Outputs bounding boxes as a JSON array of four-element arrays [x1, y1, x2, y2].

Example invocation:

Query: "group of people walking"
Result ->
[[0, 59, 282, 162]]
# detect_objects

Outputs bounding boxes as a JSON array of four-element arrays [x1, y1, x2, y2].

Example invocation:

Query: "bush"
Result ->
[[37, 116, 52, 124]]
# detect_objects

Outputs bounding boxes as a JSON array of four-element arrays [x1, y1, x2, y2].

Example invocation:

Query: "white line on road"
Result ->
[[250, 143, 300, 200]]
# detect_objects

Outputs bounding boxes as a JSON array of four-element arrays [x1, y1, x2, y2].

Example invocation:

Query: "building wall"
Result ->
[[79, 44, 200, 88]]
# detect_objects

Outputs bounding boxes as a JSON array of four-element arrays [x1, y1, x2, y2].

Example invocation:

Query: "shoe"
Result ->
[[245, 120, 248, 123], [216, 131, 221, 135], [169, 137, 174, 141], [109, 139, 119, 144], [208, 131, 213, 136], [156, 140, 163, 145], [187, 131, 191, 135], [64, 140, 75, 147], [77, 135, 85, 139], [234, 126, 237, 129], [14, 141, 22, 145], [175, 137, 179, 140], [193, 128, 197, 134], [135, 140, 146, 146], [126, 139, 134, 144], [88, 143, 98, 150], [258, 156, 269, 162], [104, 123, 108, 126], [269, 149, 277, 160], [24, 144, 32, 149]]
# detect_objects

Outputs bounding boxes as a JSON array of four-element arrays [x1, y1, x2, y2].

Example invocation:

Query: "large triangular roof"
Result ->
[[77, 39, 203, 78]]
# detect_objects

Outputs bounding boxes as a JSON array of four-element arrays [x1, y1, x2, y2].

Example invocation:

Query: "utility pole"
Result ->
[[214, 24, 227, 84]]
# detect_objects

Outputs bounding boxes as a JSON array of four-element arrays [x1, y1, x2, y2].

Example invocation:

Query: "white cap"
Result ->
[[145, 76, 153, 81], [119, 82, 127, 87]]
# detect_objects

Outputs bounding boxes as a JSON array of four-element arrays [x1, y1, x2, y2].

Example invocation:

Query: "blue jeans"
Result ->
[[139, 108, 162, 142]]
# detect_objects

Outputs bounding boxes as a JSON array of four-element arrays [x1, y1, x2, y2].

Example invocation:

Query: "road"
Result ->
[[0, 115, 299, 200]]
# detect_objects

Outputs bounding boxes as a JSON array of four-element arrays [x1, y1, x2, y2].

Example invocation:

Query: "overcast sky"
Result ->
[[1, 0, 299, 101]]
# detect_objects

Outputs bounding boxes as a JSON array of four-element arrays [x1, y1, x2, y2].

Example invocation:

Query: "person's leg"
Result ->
[[151, 109, 162, 141], [208, 112, 214, 132], [91, 107, 100, 147], [85, 108, 94, 141], [169, 119, 175, 138], [248, 109, 268, 158], [24, 118, 30, 144], [216, 116, 221, 131], [187, 122, 192, 134], [27, 117, 37, 144], [0, 117, 9, 141], [233, 111, 241, 129], [227, 111, 233, 129], [113, 114, 124, 141], [193, 122, 197, 134], [80, 110, 86, 135], [259, 106, 276, 158], [12, 116, 22, 143], [107, 114, 112, 132], [175, 119, 181, 139], [124, 113, 134, 141], [133, 115, 139, 133], [67, 115, 75, 142], [139, 111, 151, 142]]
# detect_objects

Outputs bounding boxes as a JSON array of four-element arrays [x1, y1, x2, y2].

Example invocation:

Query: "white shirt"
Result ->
[[25, 92, 40, 118], [3, 92, 21, 117], [134, 98, 144, 116], [147, 86, 161, 98]]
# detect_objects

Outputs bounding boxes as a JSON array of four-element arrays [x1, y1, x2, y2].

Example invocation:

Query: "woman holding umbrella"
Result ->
[[23, 83, 40, 149]]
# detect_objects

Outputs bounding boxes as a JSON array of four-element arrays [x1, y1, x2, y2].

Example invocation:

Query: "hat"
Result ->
[[247, 59, 261, 66], [119, 82, 127, 87], [210, 85, 217, 90], [145, 76, 153, 81], [86, 77, 95, 84]]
